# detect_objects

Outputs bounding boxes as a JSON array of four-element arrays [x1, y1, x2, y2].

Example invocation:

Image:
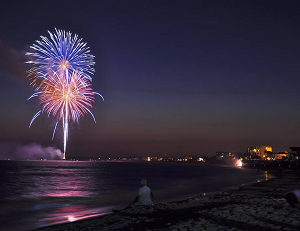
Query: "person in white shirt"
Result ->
[[133, 179, 154, 205]]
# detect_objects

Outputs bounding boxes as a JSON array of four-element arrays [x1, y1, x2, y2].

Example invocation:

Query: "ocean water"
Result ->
[[0, 160, 270, 231]]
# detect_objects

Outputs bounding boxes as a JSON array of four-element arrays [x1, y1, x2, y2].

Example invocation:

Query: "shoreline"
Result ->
[[37, 170, 300, 231]]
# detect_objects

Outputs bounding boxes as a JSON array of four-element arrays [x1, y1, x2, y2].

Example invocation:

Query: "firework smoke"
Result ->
[[0, 143, 63, 160]]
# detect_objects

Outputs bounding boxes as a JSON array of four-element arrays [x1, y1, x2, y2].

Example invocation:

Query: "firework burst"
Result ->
[[26, 28, 95, 82], [26, 29, 103, 159]]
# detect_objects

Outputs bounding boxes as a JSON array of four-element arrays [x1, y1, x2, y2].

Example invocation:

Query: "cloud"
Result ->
[[0, 41, 27, 80], [0, 142, 63, 160]]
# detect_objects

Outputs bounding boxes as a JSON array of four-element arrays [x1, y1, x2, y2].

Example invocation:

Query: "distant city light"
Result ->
[[236, 159, 243, 167]]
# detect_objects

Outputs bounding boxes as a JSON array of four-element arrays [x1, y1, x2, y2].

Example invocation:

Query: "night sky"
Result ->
[[1, 0, 300, 159]]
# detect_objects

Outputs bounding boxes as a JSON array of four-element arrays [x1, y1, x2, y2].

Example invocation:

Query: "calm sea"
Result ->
[[0, 160, 270, 231]]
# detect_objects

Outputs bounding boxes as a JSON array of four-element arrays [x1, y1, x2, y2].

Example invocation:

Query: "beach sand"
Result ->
[[38, 171, 300, 231]]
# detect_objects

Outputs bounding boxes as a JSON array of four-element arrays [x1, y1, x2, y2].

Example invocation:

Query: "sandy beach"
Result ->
[[37, 170, 300, 231]]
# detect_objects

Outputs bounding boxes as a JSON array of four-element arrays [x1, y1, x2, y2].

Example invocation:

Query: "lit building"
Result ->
[[158, 157, 174, 162], [197, 157, 205, 162], [273, 152, 288, 160], [247, 145, 272, 159], [215, 152, 237, 160], [183, 156, 199, 162], [143, 157, 158, 161], [216, 152, 232, 158], [289, 147, 300, 160]]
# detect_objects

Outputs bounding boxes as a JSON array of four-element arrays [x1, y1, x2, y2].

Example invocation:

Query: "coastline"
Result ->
[[37, 170, 300, 231]]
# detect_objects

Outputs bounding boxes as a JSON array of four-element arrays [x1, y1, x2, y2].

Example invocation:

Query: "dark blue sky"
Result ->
[[1, 0, 300, 158]]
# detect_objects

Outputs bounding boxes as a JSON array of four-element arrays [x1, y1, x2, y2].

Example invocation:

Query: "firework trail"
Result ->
[[26, 29, 104, 159]]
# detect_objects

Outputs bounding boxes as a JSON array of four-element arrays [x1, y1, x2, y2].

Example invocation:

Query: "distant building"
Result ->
[[216, 152, 232, 157], [273, 152, 289, 160], [247, 145, 272, 160], [197, 157, 206, 162], [143, 157, 158, 161], [289, 147, 300, 160], [213, 152, 237, 162], [183, 156, 198, 162], [131, 157, 140, 161], [158, 157, 174, 162]]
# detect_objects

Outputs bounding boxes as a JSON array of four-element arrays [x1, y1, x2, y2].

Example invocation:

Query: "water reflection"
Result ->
[[1, 161, 274, 231], [265, 171, 268, 181], [22, 162, 103, 199], [67, 215, 76, 222], [37, 205, 112, 227], [16, 161, 110, 228], [257, 171, 271, 183]]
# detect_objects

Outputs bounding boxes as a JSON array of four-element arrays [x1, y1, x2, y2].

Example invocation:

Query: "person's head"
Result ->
[[140, 179, 147, 186], [286, 192, 299, 207]]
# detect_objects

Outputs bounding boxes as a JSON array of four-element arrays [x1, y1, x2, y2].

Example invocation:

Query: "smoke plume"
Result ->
[[0, 41, 27, 80], [0, 143, 63, 160]]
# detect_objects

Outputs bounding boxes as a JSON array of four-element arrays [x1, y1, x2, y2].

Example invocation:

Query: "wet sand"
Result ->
[[38, 171, 300, 231]]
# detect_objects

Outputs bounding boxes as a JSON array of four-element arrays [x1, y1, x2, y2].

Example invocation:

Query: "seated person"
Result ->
[[133, 179, 154, 205]]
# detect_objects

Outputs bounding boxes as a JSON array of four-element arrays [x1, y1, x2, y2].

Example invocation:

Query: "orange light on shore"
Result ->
[[236, 159, 243, 167]]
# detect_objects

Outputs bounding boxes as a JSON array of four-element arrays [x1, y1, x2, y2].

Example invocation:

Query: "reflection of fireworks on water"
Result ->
[[26, 29, 103, 159]]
